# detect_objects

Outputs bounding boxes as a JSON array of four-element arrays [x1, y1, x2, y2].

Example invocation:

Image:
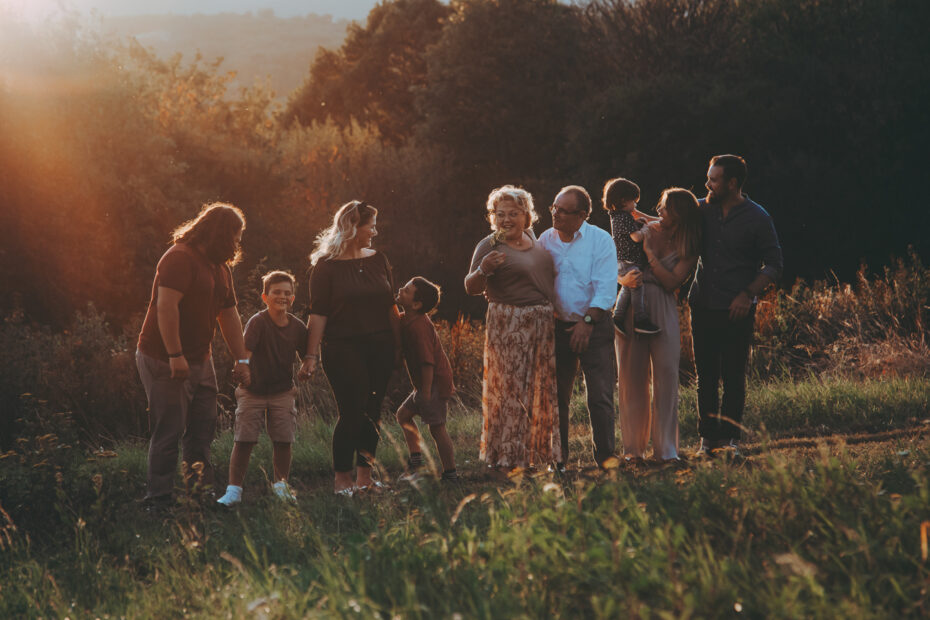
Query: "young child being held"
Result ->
[[217, 271, 307, 506], [394, 277, 458, 482], [604, 177, 661, 336]]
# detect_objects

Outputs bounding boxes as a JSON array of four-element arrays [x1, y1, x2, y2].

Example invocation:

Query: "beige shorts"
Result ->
[[233, 387, 298, 443]]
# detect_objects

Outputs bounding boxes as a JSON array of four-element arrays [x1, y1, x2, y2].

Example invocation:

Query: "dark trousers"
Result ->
[[322, 331, 395, 472], [690, 306, 756, 442], [136, 351, 218, 499], [555, 315, 617, 465]]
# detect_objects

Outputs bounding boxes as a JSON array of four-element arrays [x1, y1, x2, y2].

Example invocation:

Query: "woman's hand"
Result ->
[[480, 250, 506, 275], [618, 268, 643, 288]]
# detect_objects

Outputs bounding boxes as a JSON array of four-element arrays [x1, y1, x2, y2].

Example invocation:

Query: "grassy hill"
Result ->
[[100, 11, 349, 99]]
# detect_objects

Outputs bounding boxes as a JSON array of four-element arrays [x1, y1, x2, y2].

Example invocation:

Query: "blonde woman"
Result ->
[[298, 201, 400, 495], [616, 188, 702, 462], [464, 186, 560, 469]]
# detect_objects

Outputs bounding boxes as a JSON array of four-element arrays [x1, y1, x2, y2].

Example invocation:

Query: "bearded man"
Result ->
[[689, 155, 783, 456]]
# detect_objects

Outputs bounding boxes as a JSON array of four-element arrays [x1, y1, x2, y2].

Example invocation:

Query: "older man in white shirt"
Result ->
[[538, 185, 618, 470]]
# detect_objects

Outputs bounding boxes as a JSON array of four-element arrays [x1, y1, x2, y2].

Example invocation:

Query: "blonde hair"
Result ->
[[485, 185, 538, 231], [310, 200, 377, 266]]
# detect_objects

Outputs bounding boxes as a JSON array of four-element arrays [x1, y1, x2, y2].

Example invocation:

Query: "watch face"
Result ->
[[584, 315, 593, 324]]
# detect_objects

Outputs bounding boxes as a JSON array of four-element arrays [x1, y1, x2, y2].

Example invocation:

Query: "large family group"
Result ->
[[135, 154, 783, 509]]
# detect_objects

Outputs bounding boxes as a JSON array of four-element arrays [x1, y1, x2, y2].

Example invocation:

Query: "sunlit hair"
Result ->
[[172, 202, 245, 266], [602, 177, 640, 211], [411, 276, 441, 315], [709, 154, 748, 190], [659, 188, 702, 259], [558, 184, 592, 215], [485, 185, 538, 231], [261, 270, 296, 295], [310, 200, 378, 266]]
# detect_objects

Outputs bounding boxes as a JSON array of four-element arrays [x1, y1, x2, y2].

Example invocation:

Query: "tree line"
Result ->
[[1, 0, 929, 328]]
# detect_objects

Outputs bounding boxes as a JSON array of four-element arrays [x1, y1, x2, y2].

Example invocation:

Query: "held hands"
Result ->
[[480, 251, 506, 275], [232, 362, 251, 387], [169, 356, 190, 381], [297, 356, 317, 381], [728, 291, 753, 321]]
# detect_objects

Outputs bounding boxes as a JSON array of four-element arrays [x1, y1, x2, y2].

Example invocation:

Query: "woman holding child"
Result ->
[[298, 201, 400, 495], [464, 186, 560, 469], [615, 188, 702, 462]]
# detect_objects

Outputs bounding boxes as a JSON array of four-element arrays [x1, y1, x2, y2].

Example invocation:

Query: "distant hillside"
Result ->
[[100, 11, 349, 99]]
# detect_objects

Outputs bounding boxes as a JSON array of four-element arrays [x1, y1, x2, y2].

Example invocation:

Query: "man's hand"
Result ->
[[728, 291, 752, 321], [169, 356, 190, 381], [232, 362, 251, 387], [297, 357, 317, 380], [567, 321, 593, 354]]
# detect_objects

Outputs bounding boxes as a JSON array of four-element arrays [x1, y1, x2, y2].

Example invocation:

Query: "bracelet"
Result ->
[[476, 265, 487, 276], [304, 353, 320, 360], [236, 359, 250, 365], [167, 351, 184, 359]]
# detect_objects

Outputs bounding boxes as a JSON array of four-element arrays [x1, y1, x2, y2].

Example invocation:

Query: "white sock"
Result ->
[[217, 484, 242, 506]]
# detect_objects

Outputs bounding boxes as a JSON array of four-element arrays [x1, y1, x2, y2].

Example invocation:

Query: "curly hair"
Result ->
[[485, 185, 538, 231], [172, 202, 245, 265], [310, 200, 378, 266]]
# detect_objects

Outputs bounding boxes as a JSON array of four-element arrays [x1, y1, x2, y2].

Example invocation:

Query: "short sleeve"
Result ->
[[243, 313, 262, 353], [221, 264, 237, 309], [308, 261, 332, 316], [156, 248, 195, 294], [414, 321, 437, 366], [381, 252, 395, 292]]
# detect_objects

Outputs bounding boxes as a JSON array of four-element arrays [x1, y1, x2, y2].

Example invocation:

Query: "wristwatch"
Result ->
[[583, 314, 594, 325], [236, 359, 250, 365]]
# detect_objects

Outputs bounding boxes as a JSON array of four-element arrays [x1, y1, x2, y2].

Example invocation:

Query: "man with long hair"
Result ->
[[136, 202, 251, 511], [690, 155, 783, 456]]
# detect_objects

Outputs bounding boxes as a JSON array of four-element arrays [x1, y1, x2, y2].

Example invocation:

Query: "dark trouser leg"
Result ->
[[613, 287, 630, 323], [322, 333, 394, 472], [719, 308, 755, 440], [554, 320, 579, 463], [137, 351, 193, 500], [181, 359, 218, 492], [579, 316, 617, 464], [355, 332, 395, 468], [323, 340, 368, 473], [630, 283, 648, 321], [691, 307, 723, 442]]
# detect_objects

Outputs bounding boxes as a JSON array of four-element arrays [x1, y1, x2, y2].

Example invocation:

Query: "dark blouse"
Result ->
[[309, 251, 395, 340]]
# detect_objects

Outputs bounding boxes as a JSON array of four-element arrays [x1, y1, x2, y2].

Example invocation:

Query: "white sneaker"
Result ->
[[217, 485, 242, 506], [273, 480, 296, 502]]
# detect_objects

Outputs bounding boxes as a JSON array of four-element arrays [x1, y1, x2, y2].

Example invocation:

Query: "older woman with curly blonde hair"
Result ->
[[464, 185, 560, 469]]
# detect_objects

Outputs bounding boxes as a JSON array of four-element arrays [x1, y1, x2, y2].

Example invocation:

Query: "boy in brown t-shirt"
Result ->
[[217, 271, 307, 506], [394, 277, 457, 482]]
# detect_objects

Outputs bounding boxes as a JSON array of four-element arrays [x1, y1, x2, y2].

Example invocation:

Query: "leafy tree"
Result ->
[[284, 0, 451, 143]]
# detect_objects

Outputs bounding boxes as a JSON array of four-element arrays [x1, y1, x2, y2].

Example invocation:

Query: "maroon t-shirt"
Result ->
[[137, 243, 237, 362], [400, 313, 455, 399]]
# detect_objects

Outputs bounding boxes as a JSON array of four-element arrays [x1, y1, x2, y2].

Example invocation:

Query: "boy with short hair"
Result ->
[[217, 271, 307, 506], [394, 277, 458, 481], [603, 177, 661, 336]]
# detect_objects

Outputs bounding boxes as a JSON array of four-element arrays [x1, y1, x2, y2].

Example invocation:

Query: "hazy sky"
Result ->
[[5, 0, 380, 21]]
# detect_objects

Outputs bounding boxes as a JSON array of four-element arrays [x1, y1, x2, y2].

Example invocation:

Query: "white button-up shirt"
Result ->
[[538, 221, 618, 322]]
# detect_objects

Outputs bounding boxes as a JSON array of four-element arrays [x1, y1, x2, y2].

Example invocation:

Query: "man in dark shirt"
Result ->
[[689, 155, 783, 456], [136, 203, 251, 510]]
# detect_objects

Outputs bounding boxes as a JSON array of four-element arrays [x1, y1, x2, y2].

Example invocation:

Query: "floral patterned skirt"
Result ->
[[480, 302, 561, 467]]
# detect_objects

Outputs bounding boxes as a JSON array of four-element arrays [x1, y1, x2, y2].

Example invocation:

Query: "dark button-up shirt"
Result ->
[[689, 195, 783, 310]]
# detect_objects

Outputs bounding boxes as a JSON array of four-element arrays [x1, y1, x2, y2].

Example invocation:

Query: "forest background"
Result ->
[[2, 0, 929, 442]]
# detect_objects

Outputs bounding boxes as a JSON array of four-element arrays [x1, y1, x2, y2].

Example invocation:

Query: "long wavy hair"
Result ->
[[310, 200, 378, 265], [485, 185, 538, 231], [659, 188, 702, 260], [172, 202, 245, 265]]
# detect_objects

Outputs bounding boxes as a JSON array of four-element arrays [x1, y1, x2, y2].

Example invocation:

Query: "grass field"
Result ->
[[2, 376, 930, 618]]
